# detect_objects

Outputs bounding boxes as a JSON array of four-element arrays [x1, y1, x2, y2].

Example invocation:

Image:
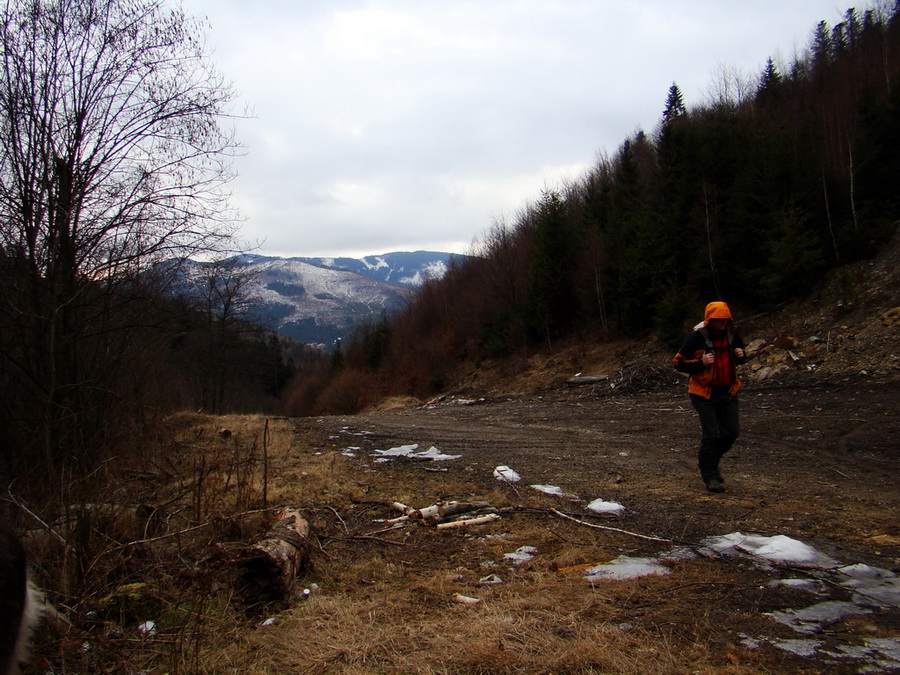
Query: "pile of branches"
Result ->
[[592, 362, 681, 396]]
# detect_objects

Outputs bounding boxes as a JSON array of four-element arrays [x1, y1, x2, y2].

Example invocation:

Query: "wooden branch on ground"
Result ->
[[436, 513, 501, 530], [550, 508, 671, 543]]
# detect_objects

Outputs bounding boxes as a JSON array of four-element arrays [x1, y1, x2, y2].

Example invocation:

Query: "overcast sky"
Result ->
[[179, 0, 848, 258]]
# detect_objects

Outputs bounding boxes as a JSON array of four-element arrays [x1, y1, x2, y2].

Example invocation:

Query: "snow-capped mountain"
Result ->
[[175, 251, 462, 346], [289, 250, 460, 287]]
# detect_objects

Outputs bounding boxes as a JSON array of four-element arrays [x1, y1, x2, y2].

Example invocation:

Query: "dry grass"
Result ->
[[202, 555, 773, 674], [22, 412, 820, 673]]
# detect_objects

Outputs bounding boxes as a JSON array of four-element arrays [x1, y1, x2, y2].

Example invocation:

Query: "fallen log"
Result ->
[[237, 508, 310, 602], [566, 375, 610, 386]]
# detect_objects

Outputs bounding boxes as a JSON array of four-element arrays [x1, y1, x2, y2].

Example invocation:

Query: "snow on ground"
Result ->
[[530, 484, 570, 497], [702, 532, 841, 568], [588, 531, 900, 670], [493, 465, 521, 483], [504, 546, 537, 565], [769, 600, 870, 634], [342, 430, 899, 672], [586, 498, 626, 515], [370, 443, 462, 462], [585, 556, 671, 581]]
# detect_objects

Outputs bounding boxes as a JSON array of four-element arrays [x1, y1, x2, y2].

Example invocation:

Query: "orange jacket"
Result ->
[[672, 302, 746, 399]]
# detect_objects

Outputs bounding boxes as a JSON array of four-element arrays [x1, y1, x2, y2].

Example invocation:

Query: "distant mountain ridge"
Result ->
[[178, 250, 464, 346], [299, 250, 461, 287]]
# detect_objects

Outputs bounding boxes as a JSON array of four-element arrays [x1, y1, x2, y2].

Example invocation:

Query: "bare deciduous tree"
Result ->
[[0, 0, 240, 477], [704, 63, 755, 110], [194, 256, 260, 413]]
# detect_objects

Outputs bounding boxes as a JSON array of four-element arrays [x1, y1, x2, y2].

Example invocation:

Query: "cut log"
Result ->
[[388, 501, 413, 515], [435, 513, 501, 530], [237, 509, 309, 602], [410, 501, 493, 525]]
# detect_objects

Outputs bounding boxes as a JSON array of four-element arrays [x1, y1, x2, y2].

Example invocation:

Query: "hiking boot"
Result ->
[[705, 477, 725, 493]]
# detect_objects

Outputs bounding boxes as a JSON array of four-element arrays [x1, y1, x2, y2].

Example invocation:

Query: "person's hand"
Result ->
[[734, 347, 745, 359], [702, 352, 715, 366]]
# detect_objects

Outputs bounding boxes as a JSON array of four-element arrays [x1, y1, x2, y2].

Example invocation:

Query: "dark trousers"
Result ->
[[690, 392, 739, 481]]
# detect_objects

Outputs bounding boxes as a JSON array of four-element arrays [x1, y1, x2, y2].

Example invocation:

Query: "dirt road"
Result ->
[[327, 376, 899, 552], [296, 374, 900, 673]]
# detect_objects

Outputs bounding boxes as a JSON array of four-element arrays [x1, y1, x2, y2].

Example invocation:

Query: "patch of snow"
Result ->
[[479, 574, 503, 585], [494, 465, 521, 483], [742, 535, 840, 567], [865, 637, 900, 666], [363, 256, 389, 271], [423, 260, 447, 278], [739, 633, 762, 650], [414, 446, 462, 461], [769, 638, 822, 657], [398, 271, 423, 285], [585, 556, 671, 581], [702, 532, 840, 568], [658, 547, 698, 562], [530, 484, 566, 496], [717, 535, 900, 670], [137, 620, 156, 635], [373, 443, 420, 460], [821, 640, 900, 670], [371, 444, 461, 462], [839, 563, 900, 608], [504, 546, 537, 565], [586, 498, 625, 515], [768, 600, 870, 634]]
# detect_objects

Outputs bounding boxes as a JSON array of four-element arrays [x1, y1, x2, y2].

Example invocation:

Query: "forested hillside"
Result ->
[[291, 4, 900, 414], [0, 0, 323, 499]]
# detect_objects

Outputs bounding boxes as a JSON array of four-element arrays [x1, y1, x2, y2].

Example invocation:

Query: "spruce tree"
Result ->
[[758, 58, 782, 95], [662, 83, 687, 123]]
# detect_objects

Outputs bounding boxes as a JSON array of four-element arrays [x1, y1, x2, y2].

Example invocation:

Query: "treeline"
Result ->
[[0, 257, 318, 492], [284, 3, 900, 414]]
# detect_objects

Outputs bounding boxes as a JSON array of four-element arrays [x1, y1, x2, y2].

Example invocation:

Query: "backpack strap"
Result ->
[[699, 325, 736, 350], [697, 326, 713, 350]]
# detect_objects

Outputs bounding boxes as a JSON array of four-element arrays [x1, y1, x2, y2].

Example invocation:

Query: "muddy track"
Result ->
[[313, 376, 900, 558], [274, 375, 900, 673]]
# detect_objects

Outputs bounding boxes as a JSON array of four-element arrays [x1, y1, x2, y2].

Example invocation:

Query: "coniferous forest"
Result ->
[[287, 3, 900, 414]]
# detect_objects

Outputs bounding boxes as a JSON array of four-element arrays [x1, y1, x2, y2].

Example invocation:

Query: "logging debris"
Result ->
[[376, 500, 501, 530]]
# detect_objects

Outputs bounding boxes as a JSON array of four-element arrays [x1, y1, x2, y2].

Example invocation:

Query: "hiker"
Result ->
[[673, 301, 747, 493]]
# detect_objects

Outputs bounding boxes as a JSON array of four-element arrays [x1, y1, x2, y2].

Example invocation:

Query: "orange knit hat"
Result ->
[[704, 301, 732, 323]]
